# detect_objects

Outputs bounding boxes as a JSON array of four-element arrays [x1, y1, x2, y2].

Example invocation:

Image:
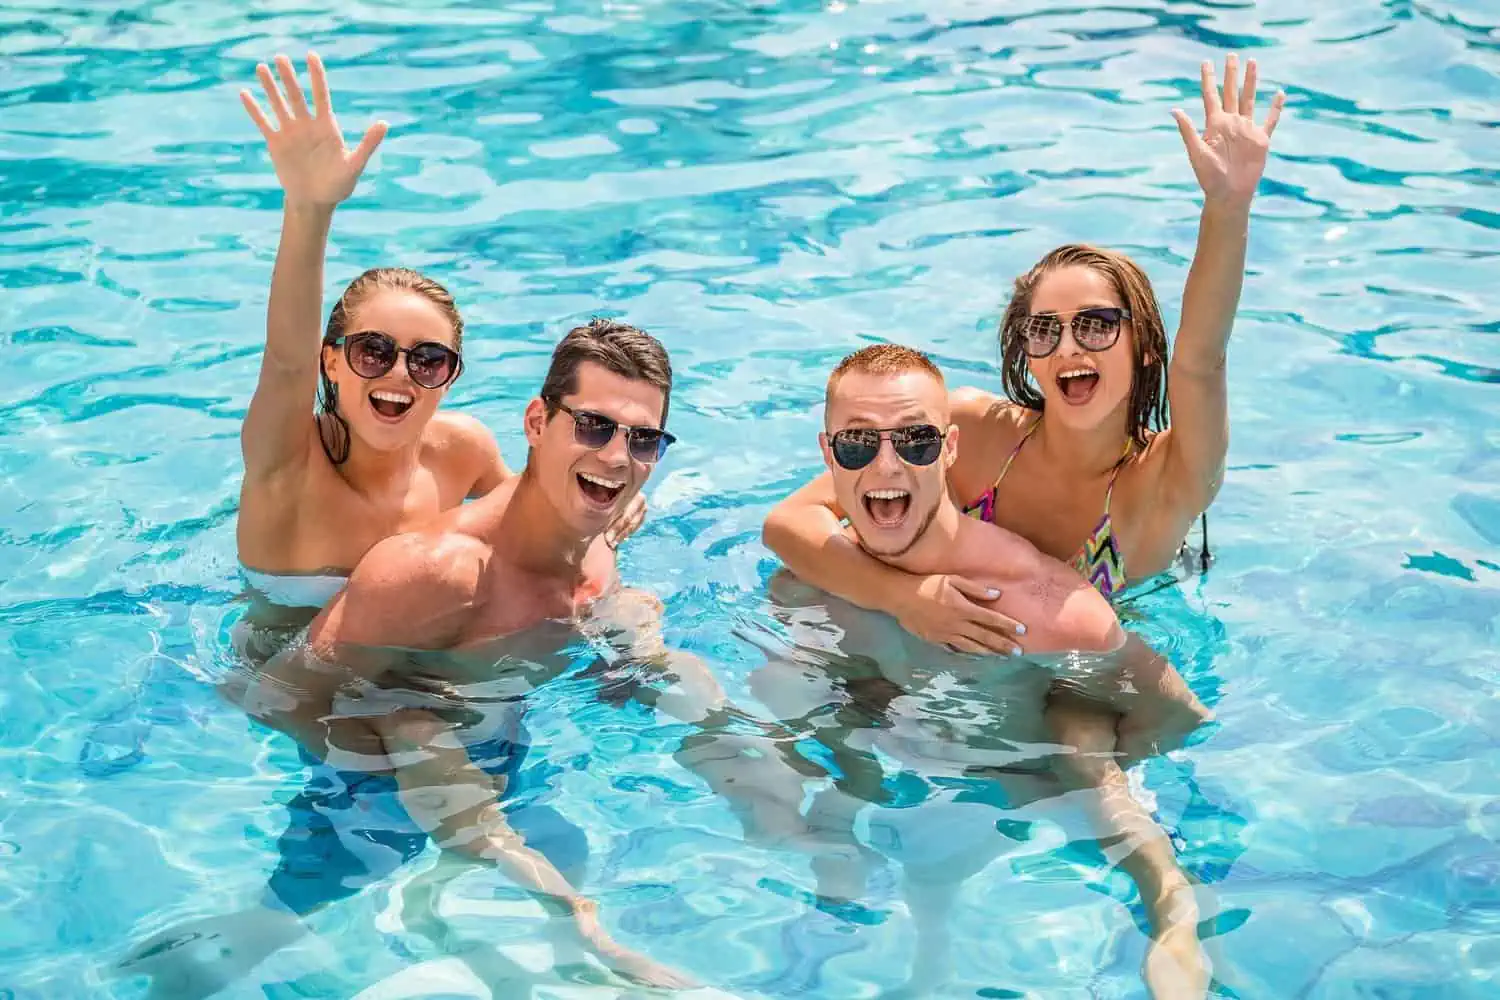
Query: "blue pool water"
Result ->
[[3, 0, 1499, 996]]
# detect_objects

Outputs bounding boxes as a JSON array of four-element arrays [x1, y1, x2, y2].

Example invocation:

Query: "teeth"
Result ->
[[1058, 368, 1096, 380], [866, 489, 909, 500], [579, 472, 624, 490], [371, 390, 414, 404]]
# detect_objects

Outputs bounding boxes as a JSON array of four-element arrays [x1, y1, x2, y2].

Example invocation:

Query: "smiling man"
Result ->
[[817, 343, 1125, 652], [224, 318, 807, 991], [754, 343, 1215, 998]]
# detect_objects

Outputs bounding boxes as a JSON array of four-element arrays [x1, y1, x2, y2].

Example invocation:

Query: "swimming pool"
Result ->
[[3, 0, 1498, 996]]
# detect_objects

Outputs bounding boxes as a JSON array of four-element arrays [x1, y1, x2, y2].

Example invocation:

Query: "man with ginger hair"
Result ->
[[754, 343, 1213, 999]]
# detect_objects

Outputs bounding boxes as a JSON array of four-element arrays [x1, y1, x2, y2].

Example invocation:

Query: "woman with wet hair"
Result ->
[[765, 55, 1285, 654], [235, 53, 642, 619], [115, 54, 668, 998]]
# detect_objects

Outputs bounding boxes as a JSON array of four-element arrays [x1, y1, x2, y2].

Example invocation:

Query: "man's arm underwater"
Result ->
[[585, 588, 820, 848], [238, 535, 696, 989]]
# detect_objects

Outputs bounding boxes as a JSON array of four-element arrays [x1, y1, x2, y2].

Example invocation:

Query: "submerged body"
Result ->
[[753, 345, 1212, 998]]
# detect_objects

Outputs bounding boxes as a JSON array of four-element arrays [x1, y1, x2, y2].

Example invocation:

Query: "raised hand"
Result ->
[[240, 52, 387, 209], [1171, 54, 1285, 207]]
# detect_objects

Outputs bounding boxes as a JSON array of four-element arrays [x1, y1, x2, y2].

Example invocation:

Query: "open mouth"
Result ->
[[862, 488, 911, 528], [1056, 367, 1100, 405], [369, 389, 415, 421], [577, 471, 624, 509]]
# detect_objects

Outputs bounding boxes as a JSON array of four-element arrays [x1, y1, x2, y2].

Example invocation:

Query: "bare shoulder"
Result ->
[[426, 411, 502, 466], [1123, 427, 1172, 482], [355, 529, 490, 589], [947, 389, 1031, 499], [949, 385, 1009, 425], [316, 529, 490, 651], [955, 515, 1048, 578], [429, 410, 495, 446], [1047, 575, 1126, 654], [426, 411, 507, 493], [959, 520, 1124, 654], [950, 387, 1032, 429]]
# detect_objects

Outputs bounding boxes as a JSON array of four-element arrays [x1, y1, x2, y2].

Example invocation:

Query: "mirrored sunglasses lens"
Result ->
[[349, 335, 397, 376], [627, 430, 666, 463], [573, 413, 618, 449], [1075, 310, 1120, 348], [1021, 316, 1061, 356], [833, 433, 878, 469], [895, 428, 943, 465], [408, 345, 456, 387]]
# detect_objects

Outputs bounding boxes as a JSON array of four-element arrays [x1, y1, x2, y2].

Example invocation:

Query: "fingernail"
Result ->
[[1015, 624, 1026, 636], [986, 588, 1000, 599], [1010, 647, 1023, 658]]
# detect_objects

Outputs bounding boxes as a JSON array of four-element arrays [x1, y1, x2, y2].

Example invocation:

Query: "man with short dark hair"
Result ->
[[236, 318, 784, 990]]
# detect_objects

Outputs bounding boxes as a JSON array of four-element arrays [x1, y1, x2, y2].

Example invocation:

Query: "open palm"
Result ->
[[1172, 54, 1285, 206], [241, 52, 387, 207]]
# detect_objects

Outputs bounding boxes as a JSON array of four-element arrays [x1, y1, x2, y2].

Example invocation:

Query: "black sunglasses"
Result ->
[[548, 398, 676, 464], [332, 331, 462, 389], [1016, 307, 1131, 358], [828, 424, 944, 471]]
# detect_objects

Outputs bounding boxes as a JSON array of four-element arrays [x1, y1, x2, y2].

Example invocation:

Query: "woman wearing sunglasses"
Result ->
[[131, 56, 668, 997], [765, 55, 1284, 655], [234, 53, 642, 625]]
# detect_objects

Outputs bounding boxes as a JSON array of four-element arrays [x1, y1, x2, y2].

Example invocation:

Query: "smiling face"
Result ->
[[524, 361, 666, 536], [999, 245, 1170, 447], [321, 287, 461, 454], [1022, 265, 1137, 433], [821, 369, 956, 560]]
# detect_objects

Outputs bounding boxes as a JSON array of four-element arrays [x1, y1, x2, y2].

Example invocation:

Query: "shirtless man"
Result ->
[[235, 318, 798, 990], [753, 344, 1214, 999]]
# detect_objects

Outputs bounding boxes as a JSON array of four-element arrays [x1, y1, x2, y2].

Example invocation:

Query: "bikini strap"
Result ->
[[992, 416, 1042, 489], [1101, 438, 1133, 512]]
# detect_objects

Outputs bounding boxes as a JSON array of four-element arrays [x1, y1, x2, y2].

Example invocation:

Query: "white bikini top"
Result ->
[[241, 566, 348, 609]]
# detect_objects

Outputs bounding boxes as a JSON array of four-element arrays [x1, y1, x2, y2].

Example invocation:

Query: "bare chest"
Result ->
[[452, 557, 618, 654], [991, 467, 1104, 560], [240, 465, 449, 573], [994, 455, 1193, 581]]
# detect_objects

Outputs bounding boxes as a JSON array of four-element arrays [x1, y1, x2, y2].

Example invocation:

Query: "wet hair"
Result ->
[[539, 318, 673, 425], [826, 343, 946, 408], [317, 267, 464, 465], [997, 244, 1168, 449]]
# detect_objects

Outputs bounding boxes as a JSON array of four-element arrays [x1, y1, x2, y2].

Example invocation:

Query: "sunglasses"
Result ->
[[1016, 307, 1131, 359], [548, 398, 676, 464], [828, 424, 944, 471], [332, 331, 462, 389]]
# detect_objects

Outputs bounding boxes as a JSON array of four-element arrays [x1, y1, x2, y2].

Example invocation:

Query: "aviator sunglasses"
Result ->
[[547, 398, 676, 464], [1016, 307, 1131, 359], [331, 331, 462, 389], [828, 424, 944, 471]]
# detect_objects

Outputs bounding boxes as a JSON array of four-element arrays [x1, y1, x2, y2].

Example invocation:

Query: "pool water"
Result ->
[[3, 0, 1499, 997]]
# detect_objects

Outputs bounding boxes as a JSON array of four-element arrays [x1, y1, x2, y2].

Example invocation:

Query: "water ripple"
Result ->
[[2, 0, 1498, 995]]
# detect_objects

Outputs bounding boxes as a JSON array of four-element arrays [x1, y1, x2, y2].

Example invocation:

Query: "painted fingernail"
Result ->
[[1010, 647, 1023, 657], [1015, 624, 1026, 635], [986, 588, 1000, 599]]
